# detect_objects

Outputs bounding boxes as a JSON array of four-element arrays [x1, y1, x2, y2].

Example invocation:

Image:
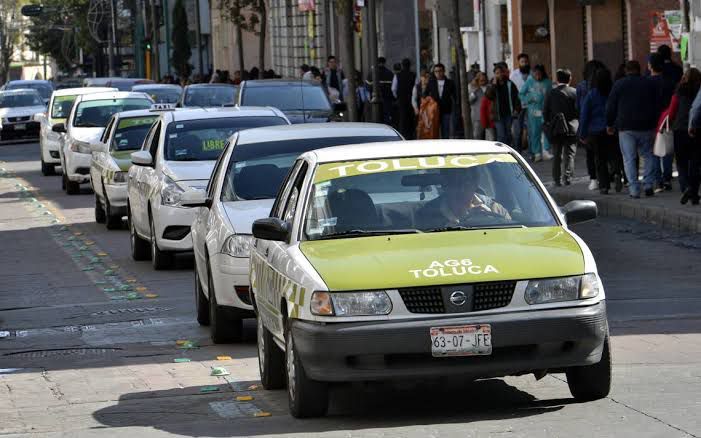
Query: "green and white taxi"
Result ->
[[90, 109, 160, 229], [250, 140, 610, 418]]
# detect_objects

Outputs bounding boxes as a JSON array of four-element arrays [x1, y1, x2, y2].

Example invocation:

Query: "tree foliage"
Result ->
[[171, 0, 192, 78], [219, 0, 267, 71], [0, 0, 21, 83]]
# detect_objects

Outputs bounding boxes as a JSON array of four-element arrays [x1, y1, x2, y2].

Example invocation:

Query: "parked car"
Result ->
[[236, 80, 345, 123], [53, 91, 153, 194], [83, 77, 154, 91], [126, 107, 289, 270], [177, 83, 238, 108], [184, 123, 402, 343], [37, 87, 117, 175], [0, 89, 46, 142], [249, 139, 609, 418], [132, 84, 183, 104], [2, 80, 54, 105]]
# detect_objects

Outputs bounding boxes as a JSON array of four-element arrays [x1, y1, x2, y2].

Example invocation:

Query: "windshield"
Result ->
[[240, 85, 331, 111], [222, 136, 400, 201], [51, 95, 76, 119], [73, 98, 152, 127], [183, 86, 237, 107], [139, 88, 181, 103], [111, 116, 157, 151], [0, 92, 44, 108], [164, 116, 288, 161], [303, 154, 557, 240], [6, 83, 52, 99]]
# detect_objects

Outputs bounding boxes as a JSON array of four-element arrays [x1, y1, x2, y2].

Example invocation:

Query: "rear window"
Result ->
[[240, 85, 331, 111], [183, 86, 237, 107], [6, 83, 52, 99], [73, 98, 152, 127], [0, 92, 44, 108], [221, 136, 399, 201], [51, 95, 76, 119], [111, 116, 158, 151], [139, 88, 182, 103], [164, 116, 288, 161]]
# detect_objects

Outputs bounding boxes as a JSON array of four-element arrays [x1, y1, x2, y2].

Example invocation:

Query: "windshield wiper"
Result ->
[[316, 229, 422, 240], [75, 122, 103, 128], [427, 224, 526, 233], [426, 225, 474, 233]]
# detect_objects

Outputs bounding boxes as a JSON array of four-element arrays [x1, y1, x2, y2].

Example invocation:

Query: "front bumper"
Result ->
[[41, 131, 62, 164], [104, 183, 128, 209], [1, 122, 40, 140], [211, 253, 254, 311], [153, 205, 196, 252], [64, 150, 92, 183], [291, 302, 608, 382]]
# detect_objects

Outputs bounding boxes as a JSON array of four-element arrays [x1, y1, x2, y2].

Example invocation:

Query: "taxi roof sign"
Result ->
[[150, 103, 176, 111]]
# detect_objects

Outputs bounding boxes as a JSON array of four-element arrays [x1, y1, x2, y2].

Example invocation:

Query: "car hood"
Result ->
[[282, 109, 331, 124], [70, 127, 104, 144], [299, 227, 585, 291], [222, 199, 275, 234], [0, 106, 46, 119], [162, 160, 215, 189]]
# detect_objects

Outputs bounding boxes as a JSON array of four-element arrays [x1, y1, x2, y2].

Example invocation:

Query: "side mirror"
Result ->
[[333, 102, 347, 112], [90, 142, 108, 153], [180, 190, 212, 208], [131, 150, 154, 167], [252, 217, 290, 242], [562, 200, 597, 225], [51, 123, 66, 133]]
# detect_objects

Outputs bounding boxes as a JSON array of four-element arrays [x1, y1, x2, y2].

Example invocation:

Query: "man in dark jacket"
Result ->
[[648, 52, 674, 191], [544, 69, 578, 186], [606, 60, 661, 198], [367, 57, 395, 125], [393, 58, 417, 139], [490, 63, 521, 145], [426, 63, 456, 139]]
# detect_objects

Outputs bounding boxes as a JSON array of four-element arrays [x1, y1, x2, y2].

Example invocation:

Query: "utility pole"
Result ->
[[367, 0, 381, 123], [108, 0, 117, 76], [195, 0, 203, 76], [150, 0, 161, 79], [451, 0, 471, 138]]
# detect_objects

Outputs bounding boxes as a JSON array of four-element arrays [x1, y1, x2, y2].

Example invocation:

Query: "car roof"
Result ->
[[112, 109, 163, 119], [52, 87, 117, 97], [0, 88, 42, 95], [236, 123, 400, 145], [6, 80, 53, 86], [240, 79, 321, 88], [75, 91, 152, 102], [162, 106, 287, 123], [305, 140, 512, 164], [132, 84, 182, 90], [185, 83, 237, 89]]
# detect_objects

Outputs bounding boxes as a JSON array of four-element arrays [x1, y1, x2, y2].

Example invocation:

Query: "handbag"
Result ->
[[653, 115, 674, 157]]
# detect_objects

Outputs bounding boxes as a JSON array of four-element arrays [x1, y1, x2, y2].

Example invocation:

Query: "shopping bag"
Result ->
[[653, 116, 674, 157]]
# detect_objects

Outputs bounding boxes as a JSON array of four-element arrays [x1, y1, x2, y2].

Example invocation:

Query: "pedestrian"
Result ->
[[481, 86, 496, 141], [300, 64, 312, 80], [249, 67, 260, 80], [520, 64, 553, 161], [648, 52, 674, 192], [490, 63, 521, 145], [543, 68, 578, 186], [510, 53, 530, 152], [426, 63, 456, 139], [577, 60, 606, 191], [323, 55, 345, 101], [354, 70, 371, 122], [580, 67, 623, 194], [366, 57, 395, 124], [393, 58, 417, 140], [469, 72, 488, 139], [232, 70, 242, 85], [658, 44, 683, 95], [665, 68, 701, 204], [415, 70, 440, 139], [606, 60, 661, 198], [210, 69, 221, 84]]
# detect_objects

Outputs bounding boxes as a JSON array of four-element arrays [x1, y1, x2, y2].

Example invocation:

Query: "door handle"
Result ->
[[265, 248, 269, 258]]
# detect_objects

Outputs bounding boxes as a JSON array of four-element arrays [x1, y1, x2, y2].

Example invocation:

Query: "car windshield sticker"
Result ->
[[115, 133, 122, 138], [119, 139, 129, 146], [169, 134, 178, 139], [117, 116, 157, 129], [202, 139, 226, 152], [409, 259, 500, 280], [313, 154, 517, 183], [176, 124, 184, 129]]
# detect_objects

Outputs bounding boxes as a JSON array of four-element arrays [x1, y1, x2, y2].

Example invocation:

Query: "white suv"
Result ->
[[53, 91, 152, 194], [127, 107, 289, 270]]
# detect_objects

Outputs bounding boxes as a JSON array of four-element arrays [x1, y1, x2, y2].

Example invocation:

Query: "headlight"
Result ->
[[311, 290, 393, 316], [69, 140, 92, 154], [221, 234, 252, 258], [109, 171, 127, 184], [160, 175, 185, 206], [524, 274, 601, 305]]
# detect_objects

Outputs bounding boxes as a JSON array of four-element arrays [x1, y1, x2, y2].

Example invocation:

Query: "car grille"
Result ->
[[7, 116, 31, 123], [398, 281, 517, 314]]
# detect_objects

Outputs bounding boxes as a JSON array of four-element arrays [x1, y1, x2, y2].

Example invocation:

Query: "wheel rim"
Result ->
[[257, 316, 265, 376], [286, 335, 296, 400]]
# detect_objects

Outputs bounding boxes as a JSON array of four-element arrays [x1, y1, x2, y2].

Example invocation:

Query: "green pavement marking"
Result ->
[[110, 295, 126, 300], [173, 358, 191, 363], [126, 293, 141, 300], [200, 386, 220, 393], [81, 267, 94, 271], [103, 288, 115, 292], [104, 270, 116, 276], [118, 285, 132, 291]]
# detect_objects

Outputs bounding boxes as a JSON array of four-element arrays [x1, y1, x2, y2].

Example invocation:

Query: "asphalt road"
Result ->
[[1, 141, 700, 438]]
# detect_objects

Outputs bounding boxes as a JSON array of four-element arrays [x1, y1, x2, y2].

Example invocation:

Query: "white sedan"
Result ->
[[184, 123, 402, 343], [127, 107, 290, 270]]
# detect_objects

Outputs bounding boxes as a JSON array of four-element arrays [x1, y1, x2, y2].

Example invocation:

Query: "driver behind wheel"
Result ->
[[417, 167, 511, 229]]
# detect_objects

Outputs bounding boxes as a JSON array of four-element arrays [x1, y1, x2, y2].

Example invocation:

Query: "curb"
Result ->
[[550, 190, 701, 234]]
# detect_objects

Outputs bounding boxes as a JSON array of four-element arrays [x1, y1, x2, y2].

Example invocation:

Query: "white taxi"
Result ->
[[127, 107, 290, 270], [250, 140, 609, 417], [37, 87, 115, 175], [183, 123, 402, 343], [53, 91, 153, 194]]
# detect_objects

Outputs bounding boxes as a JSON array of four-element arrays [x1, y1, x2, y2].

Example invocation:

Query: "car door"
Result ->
[[92, 117, 115, 198], [131, 121, 161, 236]]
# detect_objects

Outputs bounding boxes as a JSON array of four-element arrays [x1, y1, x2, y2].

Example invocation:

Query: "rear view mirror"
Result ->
[[252, 218, 290, 242], [180, 190, 211, 208], [51, 123, 66, 133], [131, 150, 154, 167], [562, 200, 597, 225]]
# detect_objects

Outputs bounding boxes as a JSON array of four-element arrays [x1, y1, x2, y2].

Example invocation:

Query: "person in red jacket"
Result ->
[[481, 86, 496, 141]]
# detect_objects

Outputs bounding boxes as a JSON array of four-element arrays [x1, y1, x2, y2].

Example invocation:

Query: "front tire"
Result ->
[[195, 270, 210, 326], [150, 215, 174, 270], [129, 208, 150, 261], [286, 325, 328, 418], [258, 313, 285, 389], [208, 264, 243, 343], [566, 335, 612, 402], [104, 196, 122, 230], [95, 195, 106, 224], [41, 159, 55, 176], [64, 173, 79, 195]]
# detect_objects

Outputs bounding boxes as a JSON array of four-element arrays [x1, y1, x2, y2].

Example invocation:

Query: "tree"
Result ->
[[219, 0, 267, 72], [171, 0, 192, 79], [0, 0, 21, 84], [335, 0, 357, 121], [450, 0, 472, 138]]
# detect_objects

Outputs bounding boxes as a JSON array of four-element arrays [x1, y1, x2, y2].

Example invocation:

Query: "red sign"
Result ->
[[299, 0, 315, 12]]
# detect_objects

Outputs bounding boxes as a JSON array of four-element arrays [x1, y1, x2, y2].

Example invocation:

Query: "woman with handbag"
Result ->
[[662, 68, 701, 204], [414, 70, 440, 139]]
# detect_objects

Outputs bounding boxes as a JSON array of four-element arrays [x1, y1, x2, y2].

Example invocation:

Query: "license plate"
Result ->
[[14, 124, 26, 130], [430, 324, 492, 357]]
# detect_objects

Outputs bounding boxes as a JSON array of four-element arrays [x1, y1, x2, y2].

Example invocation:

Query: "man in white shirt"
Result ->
[[509, 53, 530, 152]]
